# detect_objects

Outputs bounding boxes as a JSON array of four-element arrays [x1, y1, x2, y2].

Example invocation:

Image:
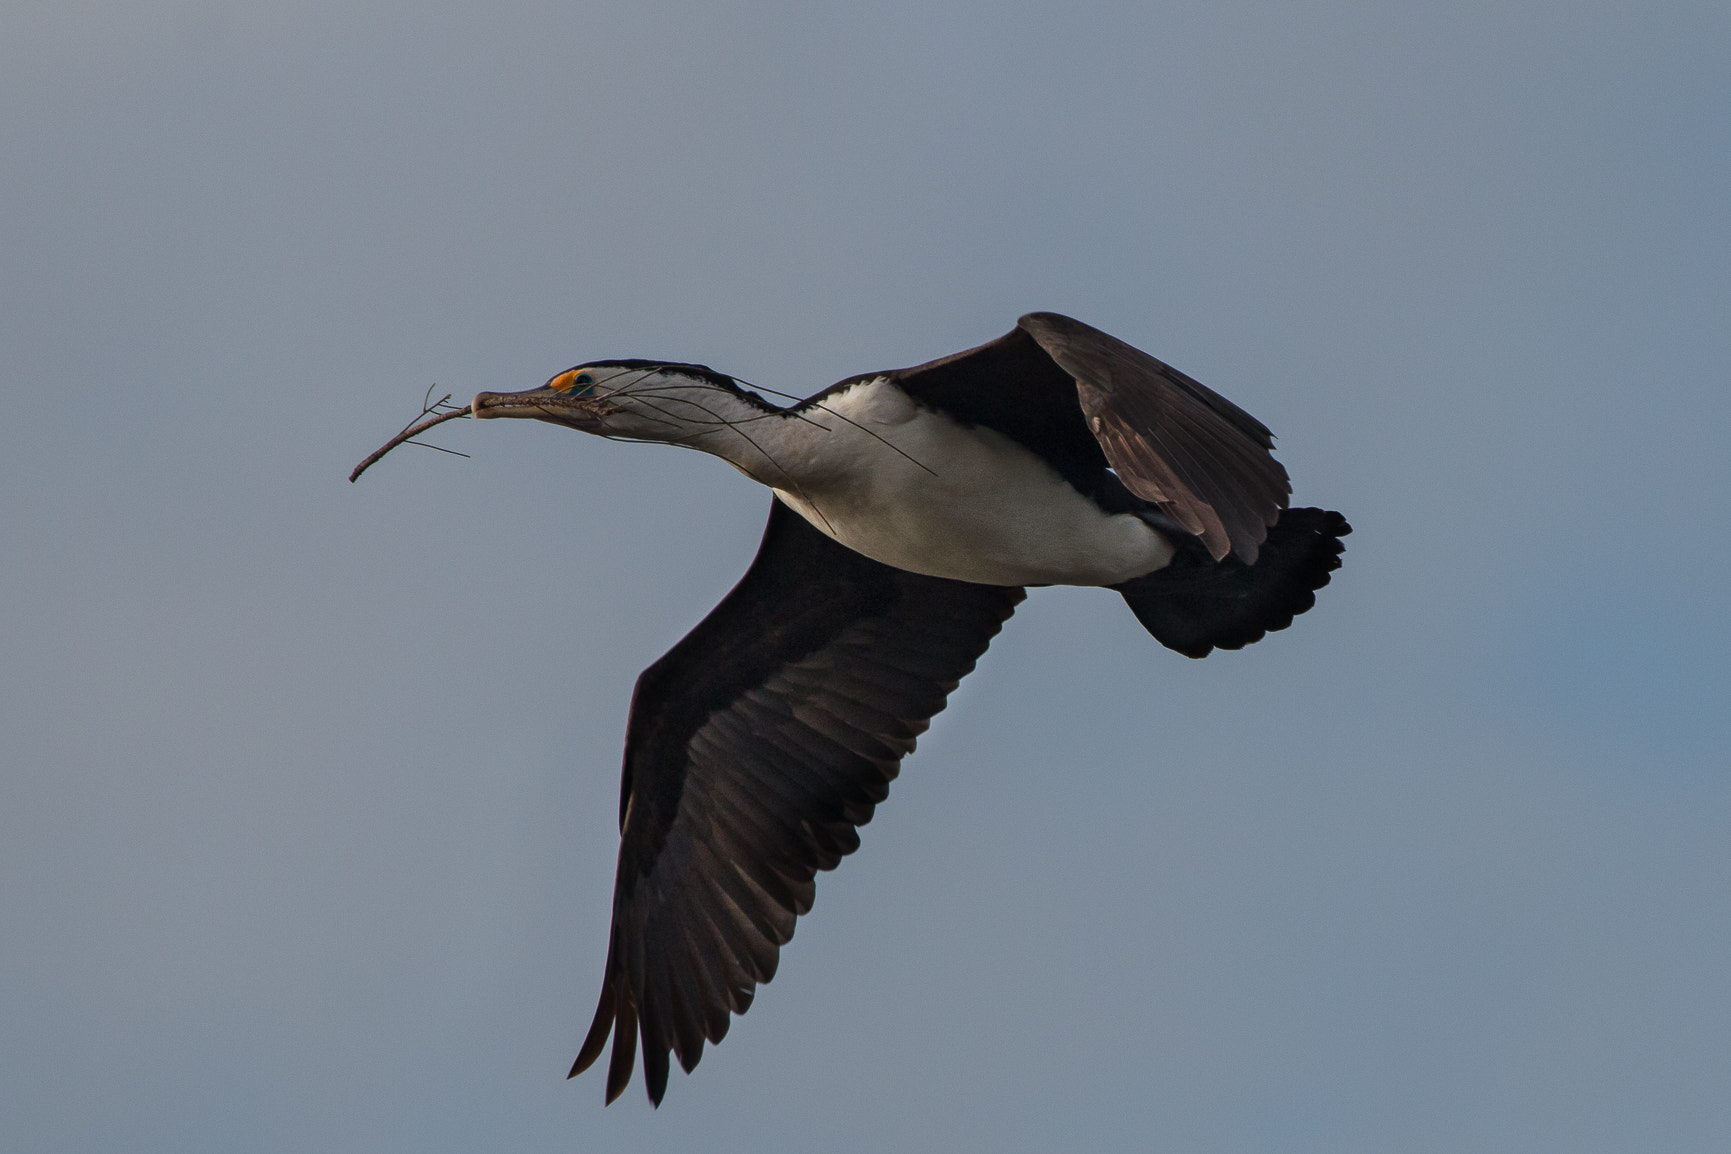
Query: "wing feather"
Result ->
[[1018, 312, 1290, 562], [570, 499, 1023, 1104]]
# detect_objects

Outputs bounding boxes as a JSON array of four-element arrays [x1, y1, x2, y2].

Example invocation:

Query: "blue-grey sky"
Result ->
[[4, 1, 1728, 1150]]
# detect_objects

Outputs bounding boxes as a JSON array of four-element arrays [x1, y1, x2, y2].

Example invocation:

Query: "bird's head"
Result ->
[[471, 361, 750, 444]]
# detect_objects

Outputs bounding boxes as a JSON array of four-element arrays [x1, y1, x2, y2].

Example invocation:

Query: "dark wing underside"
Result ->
[[884, 313, 1291, 564], [572, 498, 1024, 1105]]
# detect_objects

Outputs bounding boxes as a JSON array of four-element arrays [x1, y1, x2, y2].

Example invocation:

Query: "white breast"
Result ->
[[740, 379, 1174, 586]]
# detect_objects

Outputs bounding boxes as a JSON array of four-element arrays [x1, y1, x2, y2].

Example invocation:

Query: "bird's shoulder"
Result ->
[[795, 325, 1109, 493]]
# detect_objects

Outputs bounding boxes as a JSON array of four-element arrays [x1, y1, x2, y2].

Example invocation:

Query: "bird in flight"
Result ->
[[354, 312, 1349, 1104]]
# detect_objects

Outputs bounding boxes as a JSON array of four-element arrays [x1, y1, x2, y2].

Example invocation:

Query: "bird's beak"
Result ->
[[471, 387, 611, 431]]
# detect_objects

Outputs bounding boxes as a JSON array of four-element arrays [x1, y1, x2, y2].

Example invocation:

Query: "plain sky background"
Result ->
[[3, 1, 1728, 1150]]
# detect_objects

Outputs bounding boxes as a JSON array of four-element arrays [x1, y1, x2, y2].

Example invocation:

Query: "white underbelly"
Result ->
[[777, 482, 1171, 586], [761, 384, 1174, 586]]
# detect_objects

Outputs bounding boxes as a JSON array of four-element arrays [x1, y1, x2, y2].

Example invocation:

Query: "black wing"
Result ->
[[571, 499, 1025, 1105], [883, 313, 1290, 564], [1018, 313, 1290, 563]]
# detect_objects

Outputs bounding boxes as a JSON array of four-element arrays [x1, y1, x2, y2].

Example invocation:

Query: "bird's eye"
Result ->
[[552, 369, 598, 396]]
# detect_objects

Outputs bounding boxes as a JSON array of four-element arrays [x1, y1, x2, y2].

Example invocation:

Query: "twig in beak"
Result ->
[[350, 403, 473, 483]]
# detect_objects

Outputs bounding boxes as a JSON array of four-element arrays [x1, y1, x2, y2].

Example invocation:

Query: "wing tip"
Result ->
[[569, 960, 645, 1106], [570, 972, 617, 1081], [604, 984, 638, 1104]]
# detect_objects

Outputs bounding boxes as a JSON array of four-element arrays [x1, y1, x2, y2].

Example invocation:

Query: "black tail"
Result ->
[[1115, 508, 1350, 658]]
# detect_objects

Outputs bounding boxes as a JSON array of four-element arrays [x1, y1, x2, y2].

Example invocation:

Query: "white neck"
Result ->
[[607, 379, 818, 488]]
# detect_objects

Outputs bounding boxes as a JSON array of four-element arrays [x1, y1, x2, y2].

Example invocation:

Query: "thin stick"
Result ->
[[349, 406, 473, 483], [401, 440, 471, 459]]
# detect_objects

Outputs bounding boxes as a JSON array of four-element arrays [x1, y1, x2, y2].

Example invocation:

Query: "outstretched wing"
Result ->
[[572, 498, 1024, 1105], [881, 313, 1290, 564], [1017, 312, 1290, 564]]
